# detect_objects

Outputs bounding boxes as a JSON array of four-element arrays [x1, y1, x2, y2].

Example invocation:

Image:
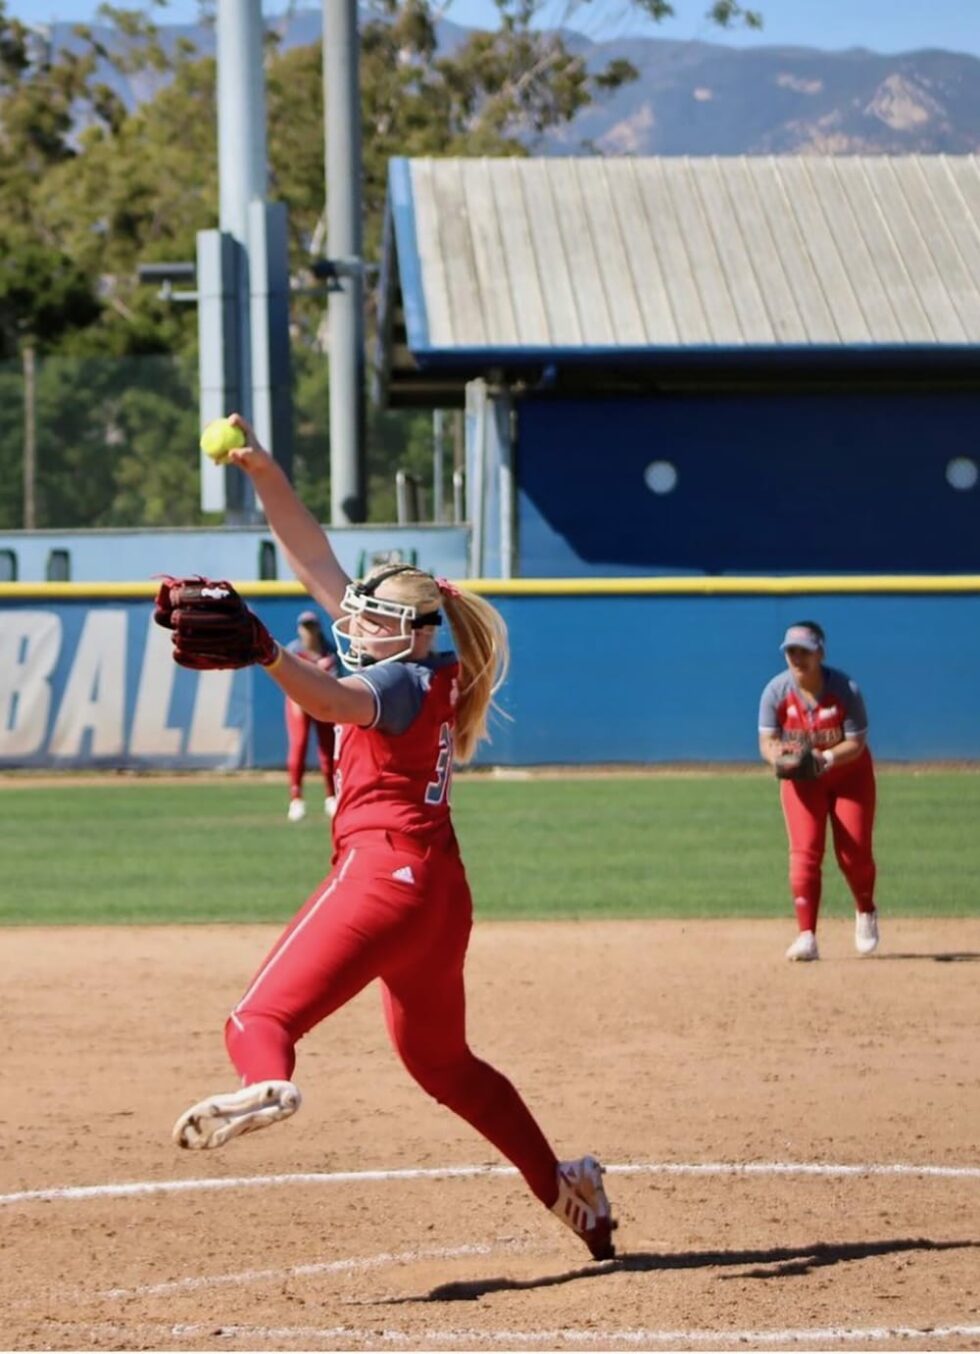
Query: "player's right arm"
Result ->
[[757, 677, 784, 767], [265, 646, 424, 732], [266, 647, 376, 725], [758, 731, 784, 767], [223, 414, 350, 618]]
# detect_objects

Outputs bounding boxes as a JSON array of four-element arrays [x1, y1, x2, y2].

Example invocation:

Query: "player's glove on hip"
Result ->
[[153, 576, 279, 671], [774, 745, 823, 781]]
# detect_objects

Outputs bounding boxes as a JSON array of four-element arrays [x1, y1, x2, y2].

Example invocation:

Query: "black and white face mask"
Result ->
[[331, 573, 441, 671]]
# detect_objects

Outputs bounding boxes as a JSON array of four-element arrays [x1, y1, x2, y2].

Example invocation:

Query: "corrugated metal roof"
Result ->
[[395, 155, 980, 353]]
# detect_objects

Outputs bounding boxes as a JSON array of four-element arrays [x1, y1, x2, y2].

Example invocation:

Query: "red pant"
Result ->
[[285, 699, 335, 798], [780, 751, 877, 933], [225, 833, 559, 1206]]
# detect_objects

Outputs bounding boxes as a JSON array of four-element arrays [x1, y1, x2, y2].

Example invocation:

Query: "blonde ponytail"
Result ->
[[439, 587, 510, 764]]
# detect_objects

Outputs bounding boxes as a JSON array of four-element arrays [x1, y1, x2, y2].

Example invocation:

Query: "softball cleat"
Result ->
[[552, 1155, 617, 1260], [287, 798, 307, 822], [855, 909, 880, 955], [173, 1079, 301, 1150], [785, 929, 819, 962]]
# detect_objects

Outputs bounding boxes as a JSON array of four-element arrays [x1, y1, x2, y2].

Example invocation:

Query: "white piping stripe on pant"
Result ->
[[233, 848, 357, 1016]]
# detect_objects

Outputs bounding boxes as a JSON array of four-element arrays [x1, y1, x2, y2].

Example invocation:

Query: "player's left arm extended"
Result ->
[[265, 646, 375, 726]]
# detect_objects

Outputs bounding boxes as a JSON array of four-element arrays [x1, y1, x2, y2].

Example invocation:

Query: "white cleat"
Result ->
[[324, 795, 338, 818], [855, 909, 880, 955], [785, 929, 819, 962], [552, 1155, 617, 1260], [173, 1079, 301, 1150], [287, 798, 306, 823]]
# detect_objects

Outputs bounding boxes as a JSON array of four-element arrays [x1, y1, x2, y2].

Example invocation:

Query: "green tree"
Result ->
[[291, 343, 433, 524], [0, 0, 763, 528], [34, 55, 217, 357], [98, 355, 204, 526], [0, 238, 101, 360]]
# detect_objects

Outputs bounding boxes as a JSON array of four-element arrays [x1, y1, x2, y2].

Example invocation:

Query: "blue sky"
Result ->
[[9, 0, 980, 58]]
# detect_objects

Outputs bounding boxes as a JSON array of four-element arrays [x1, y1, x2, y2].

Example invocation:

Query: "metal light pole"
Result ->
[[198, 0, 292, 523], [22, 341, 36, 530], [323, 0, 366, 524]]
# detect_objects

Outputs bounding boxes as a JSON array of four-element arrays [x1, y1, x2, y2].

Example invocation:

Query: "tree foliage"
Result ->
[[0, 0, 761, 529], [0, 238, 101, 357]]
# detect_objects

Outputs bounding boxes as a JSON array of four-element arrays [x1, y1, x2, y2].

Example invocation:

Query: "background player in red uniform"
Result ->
[[758, 621, 880, 962], [169, 416, 616, 1262], [284, 609, 337, 822]]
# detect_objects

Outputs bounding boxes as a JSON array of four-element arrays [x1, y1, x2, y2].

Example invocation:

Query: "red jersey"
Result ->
[[332, 654, 460, 848], [758, 666, 869, 753]]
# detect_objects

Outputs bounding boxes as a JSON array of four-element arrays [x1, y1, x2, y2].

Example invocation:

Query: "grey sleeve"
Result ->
[[758, 678, 781, 732], [352, 662, 427, 736], [842, 676, 869, 737]]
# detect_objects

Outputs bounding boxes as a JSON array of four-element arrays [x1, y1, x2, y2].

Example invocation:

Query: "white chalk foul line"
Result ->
[[2, 1159, 978, 1208], [179, 1322, 980, 1347], [615, 1162, 980, 1179], [3, 1239, 543, 1314], [99, 1241, 518, 1300], [48, 1320, 980, 1347]]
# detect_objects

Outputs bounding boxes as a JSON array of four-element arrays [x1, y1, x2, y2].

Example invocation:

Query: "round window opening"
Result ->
[[946, 457, 978, 492], [645, 460, 678, 495]]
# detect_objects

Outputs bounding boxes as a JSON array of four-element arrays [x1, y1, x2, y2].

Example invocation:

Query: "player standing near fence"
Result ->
[[284, 609, 337, 823], [758, 621, 881, 962], [159, 414, 615, 1261]]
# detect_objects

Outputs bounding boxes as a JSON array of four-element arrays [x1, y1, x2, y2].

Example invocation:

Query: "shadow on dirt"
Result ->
[[873, 953, 980, 962], [376, 1237, 979, 1303]]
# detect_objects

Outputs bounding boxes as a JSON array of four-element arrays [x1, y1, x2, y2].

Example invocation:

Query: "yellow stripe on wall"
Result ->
[[465, 576, 980, 596], [2, 576, 980, 600]]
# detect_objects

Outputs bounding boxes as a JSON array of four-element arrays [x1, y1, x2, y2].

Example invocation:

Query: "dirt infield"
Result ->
[[2, 919, 979, 1352]]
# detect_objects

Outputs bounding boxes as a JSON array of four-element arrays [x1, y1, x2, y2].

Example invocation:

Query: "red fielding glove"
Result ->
[[153, 577, 279, 670]]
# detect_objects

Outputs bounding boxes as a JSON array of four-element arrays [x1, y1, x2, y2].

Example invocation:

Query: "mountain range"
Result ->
[[37, 8, 980, 156], [553, 37, 980, 155]]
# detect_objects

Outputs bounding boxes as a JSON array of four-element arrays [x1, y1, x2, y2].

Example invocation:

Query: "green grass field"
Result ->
[[2, 770, 978, 926]]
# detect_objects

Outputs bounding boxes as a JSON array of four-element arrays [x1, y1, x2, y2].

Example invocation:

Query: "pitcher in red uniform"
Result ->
[[170, 416, 615, 1261], [758, 620, 880, 963]]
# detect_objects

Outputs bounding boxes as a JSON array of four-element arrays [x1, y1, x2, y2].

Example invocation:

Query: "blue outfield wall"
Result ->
[[489, 589, 980, 764], [1, 581, 978, 768]]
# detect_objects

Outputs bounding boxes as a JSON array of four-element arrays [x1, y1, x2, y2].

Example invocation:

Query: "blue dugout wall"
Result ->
[[517, 393, 980, 576], [1, 579, 978, 768]]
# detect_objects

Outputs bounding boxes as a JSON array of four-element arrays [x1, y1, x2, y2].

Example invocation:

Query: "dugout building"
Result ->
[[376, 154, 980, 579]]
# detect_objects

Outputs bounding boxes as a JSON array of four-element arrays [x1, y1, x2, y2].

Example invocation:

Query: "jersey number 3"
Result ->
[[425, 721, 454, 806]]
